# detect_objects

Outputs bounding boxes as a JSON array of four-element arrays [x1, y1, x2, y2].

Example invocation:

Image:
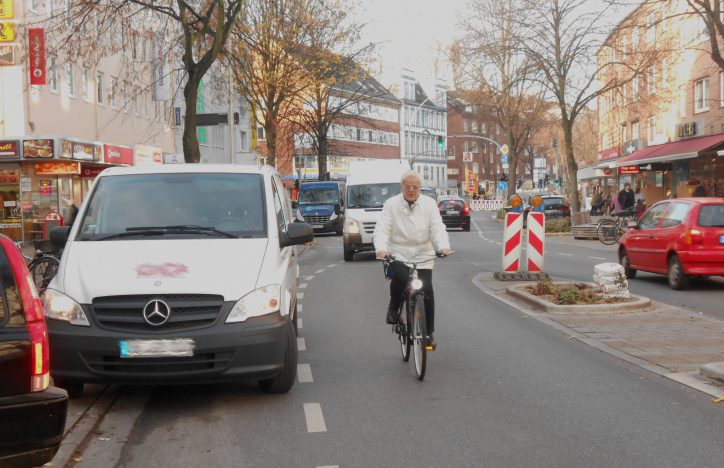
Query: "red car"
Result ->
[[618, 198, 724, 289]]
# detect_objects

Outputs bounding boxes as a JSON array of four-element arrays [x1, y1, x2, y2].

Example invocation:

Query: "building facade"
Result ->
[[593, 0, 724, 203]]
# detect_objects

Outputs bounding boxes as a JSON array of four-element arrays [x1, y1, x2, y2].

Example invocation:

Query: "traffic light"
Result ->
[[436, 136, 445, 149], [555, 179, 561, 187]]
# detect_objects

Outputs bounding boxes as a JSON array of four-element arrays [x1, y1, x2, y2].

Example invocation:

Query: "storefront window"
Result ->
[[688, 156, 722, 197], [0, 165, 22, 241]]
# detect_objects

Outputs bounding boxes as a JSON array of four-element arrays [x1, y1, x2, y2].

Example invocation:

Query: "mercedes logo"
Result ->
[[142, 299, 171, 326]]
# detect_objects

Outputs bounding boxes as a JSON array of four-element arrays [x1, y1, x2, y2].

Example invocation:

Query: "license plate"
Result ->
[[120, 339, 195, 358], [720, 235, 724, 244], [312, 224, 324, 229], [446, 210, 459, 216]]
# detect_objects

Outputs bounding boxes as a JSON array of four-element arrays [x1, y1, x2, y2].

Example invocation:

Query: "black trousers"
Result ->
[[388, 261, 435, 334]]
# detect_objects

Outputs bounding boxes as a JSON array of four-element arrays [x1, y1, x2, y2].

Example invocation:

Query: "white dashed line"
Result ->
[[298, 318, 303, 329], [303, 403, 327, 433], [314, 269, 324, 274], [297, 292, 305, 300], [297, 337, 306, 351], [326, 264, 336, 268], [298, 363, 313, 382], [299, 283, 308, 289], [317, 466, 340, 468], [588, 256, 606, 260], [298, 304, 303, 312], [559, 253, 573, 256], [304, 275, 315, 281]]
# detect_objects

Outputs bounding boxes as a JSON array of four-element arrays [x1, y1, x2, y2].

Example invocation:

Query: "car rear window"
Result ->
[[439, 199, 465, 208], [543, 197, 564, 207], [698, 204, 724, 227]]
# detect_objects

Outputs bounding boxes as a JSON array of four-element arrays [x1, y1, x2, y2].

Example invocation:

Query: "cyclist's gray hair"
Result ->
[[400, 170, 421, 185]]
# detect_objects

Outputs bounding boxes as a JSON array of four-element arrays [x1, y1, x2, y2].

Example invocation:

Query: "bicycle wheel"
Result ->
[[596, 220, 617, 245], [398, 301, 411, 362], [29, 256, 60, 294], [411, 294, 427, 381]]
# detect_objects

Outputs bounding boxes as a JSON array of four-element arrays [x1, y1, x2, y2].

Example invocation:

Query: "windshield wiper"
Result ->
[[94, 225, 237, 241], [160, 225, 237, 238], [94, 229, 166, 240]]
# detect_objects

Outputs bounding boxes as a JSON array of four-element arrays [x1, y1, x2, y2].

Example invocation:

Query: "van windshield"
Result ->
[[77, 173, 267, 240], [347, 183, 401, 209], [298, 188, 339, 204]]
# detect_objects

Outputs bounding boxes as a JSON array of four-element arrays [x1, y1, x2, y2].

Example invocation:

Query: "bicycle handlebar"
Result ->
[[378, 251, 454, 262]]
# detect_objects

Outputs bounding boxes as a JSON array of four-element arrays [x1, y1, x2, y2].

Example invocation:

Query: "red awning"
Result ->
[[613, 134, 724, 167]]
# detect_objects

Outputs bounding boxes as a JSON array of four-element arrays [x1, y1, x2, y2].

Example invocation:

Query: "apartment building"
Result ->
[[593, 0, 724, 202]]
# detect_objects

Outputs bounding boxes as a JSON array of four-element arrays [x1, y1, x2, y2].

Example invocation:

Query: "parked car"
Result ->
[[293, 181, 345, 235], [0, 234, 68, 468], [44, 164, 313, 397], [437, 196, 471, 231], [618, 198, 724, 289], [538, 195, 570, 218]]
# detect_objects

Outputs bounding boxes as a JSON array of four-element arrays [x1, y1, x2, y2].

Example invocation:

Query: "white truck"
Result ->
[[343, 159, 411, 261]]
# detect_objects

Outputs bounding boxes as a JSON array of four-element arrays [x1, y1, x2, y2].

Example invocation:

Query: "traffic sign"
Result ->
[[462, 151, 473, 162], [501, 144, 509, 155], [501, 155, 508, 164], [498, 181, 507, 191]]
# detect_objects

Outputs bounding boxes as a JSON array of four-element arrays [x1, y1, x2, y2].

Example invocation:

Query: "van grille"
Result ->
[[305, 215, 330, 224], [363, 222, 376, 234], [91, 294, 224, 333]]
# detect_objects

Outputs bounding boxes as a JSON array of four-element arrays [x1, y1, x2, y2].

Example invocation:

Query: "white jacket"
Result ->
[[373, 193, 451, 269]]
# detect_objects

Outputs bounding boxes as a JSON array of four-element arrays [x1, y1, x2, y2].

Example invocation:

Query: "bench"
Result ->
[[571, 211, 598, 239]]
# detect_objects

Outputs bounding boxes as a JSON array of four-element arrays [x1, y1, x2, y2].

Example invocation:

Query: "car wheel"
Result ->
[[55, 380, 84, 398], [258, 322, 297, 394], [619, 249, 637, 279], [667, 255, 689, 290], [343, 244, 354, 262]]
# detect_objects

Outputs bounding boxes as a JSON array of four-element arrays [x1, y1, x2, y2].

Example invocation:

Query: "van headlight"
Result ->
[[43, 289, 90, 326], [330, 212, 338, 221], [295, 209, 305, 222], [226, 285, 281, 323], [346, 218, 360, 234]]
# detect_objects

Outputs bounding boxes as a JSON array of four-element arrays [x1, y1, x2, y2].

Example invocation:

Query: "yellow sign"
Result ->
[[0, 21, 14, 42], [0, 0, 13, 20]]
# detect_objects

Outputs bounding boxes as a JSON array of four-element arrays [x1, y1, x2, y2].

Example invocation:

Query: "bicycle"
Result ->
[[27, 240, 62, 294], [380, 251, 451, 381], [596, 210, 637, 245]]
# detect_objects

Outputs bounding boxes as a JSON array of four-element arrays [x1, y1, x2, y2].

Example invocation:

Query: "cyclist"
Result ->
[[374, 170, 451, 347], [617, 183, 635, 212]]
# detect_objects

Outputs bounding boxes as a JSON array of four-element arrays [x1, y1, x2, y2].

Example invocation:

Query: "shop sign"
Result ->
[[0, 168, 18, 184], [134, 144, 163, 165], [23, 139, 54, 158], [103, 144, 133, 165], [0, 21, 14, 42], [618, 165, 640, 174], [34, 161, 80, 175], [0, 43, 15, 66], [622, 139, 643, 155], [20, 176, 31, 192], [39, 179, 52, 196], [603, 168, 613, 176], [676, 122, 698, 139], [0, 0, 13, 19], [0, 140, 19, 158], [61, 139, 100, 161], [597, 147, 620, 161], [28, 28, 46, 85], [80, 166, 106, 178]]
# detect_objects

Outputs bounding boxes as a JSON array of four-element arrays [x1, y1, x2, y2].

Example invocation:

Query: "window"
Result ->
[[647, 66, 656, 94], [66, 63, 75, 97], [82, 67, 91, 101], [473, 162, 479, 173], [632, 121, 640, 140], [638, 202, 668, 230], [660, 203, 691, 228], [257, 126, 266, 141], [110, 77, 118, 109], [647, 116, 656, 143], [463, 120, 468, 132], [632, 74, 639, 100], [464, 140, 469, 151], [489, 152, 494, 163], [694, 78, 710, 112], [621, 123, 627, 144], [144, 91, 149, 118], [720, 72, 723, 107], [481, 122, 487, 134], [96, 72, 104, 105], [679, 86, 687, 117], [134, 89, 141, 115], [646, 14, 656, 43], [49, 57, 58, 92], [472, 121, 478, 133], [65, 0, 72, 27], [496, 124, 500, 135]]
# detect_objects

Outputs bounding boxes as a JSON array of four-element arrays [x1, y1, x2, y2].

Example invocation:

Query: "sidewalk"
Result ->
[[473, 272, 724, 400]]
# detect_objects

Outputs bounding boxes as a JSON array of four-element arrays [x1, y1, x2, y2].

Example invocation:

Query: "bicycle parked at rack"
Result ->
[[596, 210, 638, 245], [16, 240, 62, 294], [380, 251, 451, 381]]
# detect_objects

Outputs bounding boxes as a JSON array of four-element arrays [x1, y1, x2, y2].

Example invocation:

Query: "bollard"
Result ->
[[526, 212, 545, 272], [502, 212, 524, 272]]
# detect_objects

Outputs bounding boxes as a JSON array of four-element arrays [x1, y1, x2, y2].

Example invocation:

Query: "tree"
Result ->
[[49, 0, 242, 163], [457, 0, 549, 196]]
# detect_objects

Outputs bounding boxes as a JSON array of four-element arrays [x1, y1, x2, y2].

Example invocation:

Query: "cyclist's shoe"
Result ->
[[386, 306, 399, 324], [425, 334, 436, 351]]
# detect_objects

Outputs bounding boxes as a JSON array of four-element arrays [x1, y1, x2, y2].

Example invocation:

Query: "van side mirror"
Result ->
[[281, 222, 313, 247], [334, 203, 342, 215], [50, 226, 71, 249]]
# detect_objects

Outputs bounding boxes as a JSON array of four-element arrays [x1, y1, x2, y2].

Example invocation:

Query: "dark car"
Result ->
[[294, 181, 345, 235], [619, 198, 724, 289], [438, 196, 471, 231], [539, 195, 570, 218], [0, 234, 68, 468]]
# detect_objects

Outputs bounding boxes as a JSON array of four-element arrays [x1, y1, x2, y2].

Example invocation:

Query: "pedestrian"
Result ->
[[693, 182, 707, 197], [617, 183, 635, 211]]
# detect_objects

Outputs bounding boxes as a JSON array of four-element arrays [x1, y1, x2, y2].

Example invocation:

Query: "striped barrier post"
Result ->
[[526, 212, 545, 272], [502, 212, 524, 272]]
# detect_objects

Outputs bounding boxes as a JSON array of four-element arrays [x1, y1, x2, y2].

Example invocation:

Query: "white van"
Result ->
[[343, 159, 410, 261], [43, 164, 313, 396]]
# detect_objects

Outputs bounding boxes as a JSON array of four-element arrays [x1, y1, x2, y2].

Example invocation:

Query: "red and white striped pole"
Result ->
[[526, 212, 545, 272], [502, 211, 524, 273]]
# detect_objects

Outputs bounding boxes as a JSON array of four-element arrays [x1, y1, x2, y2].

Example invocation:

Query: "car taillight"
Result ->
[[0, 237, 50, 392], [682, 228, 704, 245], [462, 206, 470, 215]]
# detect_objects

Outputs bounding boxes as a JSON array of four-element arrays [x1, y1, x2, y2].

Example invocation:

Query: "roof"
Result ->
[[99, 164, 273, 176], [612, 134, 724, 167], [333, 74, 399, 105]]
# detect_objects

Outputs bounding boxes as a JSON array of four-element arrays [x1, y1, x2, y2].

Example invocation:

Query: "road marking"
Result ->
[[588, 256, 606, 260], [559, 253, 573, 256], [304, 403, 327, 433], [326, 264, 336, 268], [299, 282, 308, 289], [297, 292, 305, 300], [315, 269, 324, 274], [304, 275, 314, 281], [298, 304, 303, 312], [298, 363, 313, 382], [317, 466, 339, 468], [297, 337, 306, 351], [298, 318, 303, 329]]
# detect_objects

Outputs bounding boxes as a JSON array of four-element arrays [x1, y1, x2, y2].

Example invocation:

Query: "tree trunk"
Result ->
[[265, 121, 277, 167], [182, 71, 202, 164], [561, 117, 581, 212], [317, 136, 328, 180]]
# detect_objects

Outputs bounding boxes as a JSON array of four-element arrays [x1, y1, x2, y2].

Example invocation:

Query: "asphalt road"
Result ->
[[64, 215, 724, 467]]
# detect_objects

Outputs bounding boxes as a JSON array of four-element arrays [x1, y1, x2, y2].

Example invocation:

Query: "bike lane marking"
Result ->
[[299, 282, 308, 289], [298, 318, 303, 329], [298, 363, 313, 383], [297, 292, 305, 300], [315, 269, 325, 274], [304, 275, 315, 281], [297, 337, 306, 351], [558, 253, 573, 256], [326, 264, 336, 268], [303, 403, 327, 433], [588, 256, 606, 260]]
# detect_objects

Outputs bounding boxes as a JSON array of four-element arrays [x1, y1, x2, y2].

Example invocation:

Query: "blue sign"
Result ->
[[498, 181, 507, 191], [501, 155, 508, 164]]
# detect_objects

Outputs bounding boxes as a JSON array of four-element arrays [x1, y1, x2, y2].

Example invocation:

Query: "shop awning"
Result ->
[[612, 134, 724, 168]]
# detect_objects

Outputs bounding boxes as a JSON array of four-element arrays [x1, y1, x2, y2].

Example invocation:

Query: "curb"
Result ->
[[700, 362, 724, 384], [506, 283, 652, 314]]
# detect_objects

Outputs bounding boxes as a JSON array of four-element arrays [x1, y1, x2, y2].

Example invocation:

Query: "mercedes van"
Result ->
[[43, 165, 313, 396], [343, 159, 410, 261], [294, 181, 345, 235]]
